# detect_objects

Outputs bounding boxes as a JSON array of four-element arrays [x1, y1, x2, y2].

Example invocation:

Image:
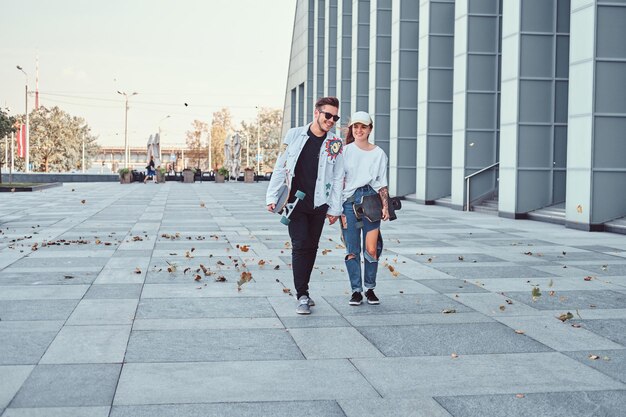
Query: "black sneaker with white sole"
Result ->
[[365, 289, 380, 305], [349, 291, 363, 305]]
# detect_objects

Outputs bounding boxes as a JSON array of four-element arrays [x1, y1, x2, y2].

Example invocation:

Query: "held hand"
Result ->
[[326, 214, 338, 225], [381, 208, 390, 221], [267, 203, 276, 212]]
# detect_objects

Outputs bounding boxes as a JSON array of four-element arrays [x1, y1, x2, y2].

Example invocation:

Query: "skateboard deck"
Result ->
[[272, 184, 305, 225]]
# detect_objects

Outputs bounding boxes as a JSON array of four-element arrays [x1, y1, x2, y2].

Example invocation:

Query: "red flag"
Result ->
[[16, 123, 26, 158]]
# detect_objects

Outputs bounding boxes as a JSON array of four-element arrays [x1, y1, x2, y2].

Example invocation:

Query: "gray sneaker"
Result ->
[[308, 297, 315, 307], [296, 296, 311, 315]]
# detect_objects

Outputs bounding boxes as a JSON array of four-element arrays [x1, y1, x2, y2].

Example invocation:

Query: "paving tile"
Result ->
[[325, 294, 474, 316], [0, 366, 34, 409], [281, 316, 352, 328], [338, 398, 453, 417], [83, 284, 143, 299], [0, 300, 78, 321], [0, 285, 89, 301], [0, 328, 58, 365], [114, 360, 378, 405], [405, 254, 505, 264], [345, 312, 493, 327], [288, 327, 383, 359], [447, 293, 540, 317], [417, 279, 490, 294], [1, 407, 110, 417], [563, 349, 626, 384], [40, 325, 131, 364], [431, 265, 555, 279], [10, 364, 121, 407], [358, 322, 551, 356], [351, 352, 625, 397], [125, 329, 303, 362], [136, 297, 277, 319], [0, 271, 98, 286], [434, 390, 626, 417], [578, 263, 626, 276], [133, 317, 283, 330], [496, 316, 623, 351], [66, 299, 138, 325], [505, 290, 626, 310], [109, 401, 345, 417], [573, 319, 626, 346]]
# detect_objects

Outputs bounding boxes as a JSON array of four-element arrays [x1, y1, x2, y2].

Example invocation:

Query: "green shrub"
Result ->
[[118, 168, 130, 175], [217, 167, 229, 176]]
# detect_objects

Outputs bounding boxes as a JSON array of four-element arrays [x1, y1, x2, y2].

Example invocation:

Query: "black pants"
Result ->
[[288, 206, 327, 299]]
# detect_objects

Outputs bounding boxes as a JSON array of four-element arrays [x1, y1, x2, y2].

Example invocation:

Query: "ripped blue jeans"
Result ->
[[341, 185, 383, 293]]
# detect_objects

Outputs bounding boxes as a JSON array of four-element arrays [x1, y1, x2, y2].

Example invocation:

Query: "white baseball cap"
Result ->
[[348, 111, 373, 127]]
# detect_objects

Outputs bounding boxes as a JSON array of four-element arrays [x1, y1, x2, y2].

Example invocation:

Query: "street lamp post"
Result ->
[[117, 90, 138, 168], [16, 66, 29, 172], [255, 106, 261, 175]]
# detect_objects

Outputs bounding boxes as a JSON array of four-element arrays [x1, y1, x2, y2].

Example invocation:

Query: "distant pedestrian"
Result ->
[[144, 155, 156, 183], [340, 111, 389, 306], [266, 96, 344, 315]]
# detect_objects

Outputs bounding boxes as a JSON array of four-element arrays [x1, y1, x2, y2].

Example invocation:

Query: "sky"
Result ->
[[0, 0, 296, 147]]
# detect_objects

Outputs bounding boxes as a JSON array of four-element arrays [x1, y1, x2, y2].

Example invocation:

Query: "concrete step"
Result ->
[[527, 206, 566, 226], [482, 200, 499, 208], [605, 216, 626, 235], [473, 205, 498, 215], [434, 196, 452, 208]]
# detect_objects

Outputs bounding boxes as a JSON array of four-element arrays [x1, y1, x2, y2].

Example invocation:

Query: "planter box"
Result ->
[[119, 172, 132, 184], [182, 170, 195, 183], [156, 171, 166, 183], [244, 170, 255, 183], [215, 174, 226, 183]]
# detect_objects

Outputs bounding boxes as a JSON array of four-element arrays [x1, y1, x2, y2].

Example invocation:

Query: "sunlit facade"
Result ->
[[282, 0, 626, 233]]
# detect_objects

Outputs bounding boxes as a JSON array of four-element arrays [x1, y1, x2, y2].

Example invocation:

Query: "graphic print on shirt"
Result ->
[[325, 137, 343, 160]]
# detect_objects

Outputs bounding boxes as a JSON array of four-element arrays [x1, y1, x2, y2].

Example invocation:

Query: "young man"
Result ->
[[266, 97, 344, 314]]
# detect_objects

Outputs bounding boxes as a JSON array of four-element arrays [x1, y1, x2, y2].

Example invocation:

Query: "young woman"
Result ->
[[341, 111, 389, 305]]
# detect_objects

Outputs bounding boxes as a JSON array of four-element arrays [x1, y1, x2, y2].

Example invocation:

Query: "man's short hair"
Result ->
[[315, 96, 339, 109]]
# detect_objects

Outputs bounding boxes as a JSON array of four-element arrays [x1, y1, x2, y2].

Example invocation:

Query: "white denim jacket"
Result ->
[[266, 124, 344, 216]]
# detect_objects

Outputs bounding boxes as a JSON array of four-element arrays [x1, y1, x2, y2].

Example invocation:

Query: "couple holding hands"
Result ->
[[266, 96, 391, 315]]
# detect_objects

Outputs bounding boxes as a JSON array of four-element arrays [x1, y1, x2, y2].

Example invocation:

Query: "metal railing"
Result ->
[[464, 162, 499, 212]]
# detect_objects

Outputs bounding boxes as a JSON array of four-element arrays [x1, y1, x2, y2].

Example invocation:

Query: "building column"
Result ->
[[324, 0, 338, 98], [566, 0, 626, 229], [499, 0, 570, 218], [336, 0, 353, 121], [416, 0, 455, 203], [451, 0, 502, 210], [351, 0, 371, 112], [368, 0, 392, 157], [389, 0, 419, 197]]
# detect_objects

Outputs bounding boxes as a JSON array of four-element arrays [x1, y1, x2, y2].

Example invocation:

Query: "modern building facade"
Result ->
[[282, 0, 626, 233]]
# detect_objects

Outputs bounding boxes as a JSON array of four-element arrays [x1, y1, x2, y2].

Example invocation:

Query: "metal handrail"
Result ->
[[464, 162, 500, 212]]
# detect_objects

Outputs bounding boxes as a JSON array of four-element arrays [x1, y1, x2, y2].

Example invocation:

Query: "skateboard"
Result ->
[[353, 195, 402, 225], [272, 183, 306, 225]]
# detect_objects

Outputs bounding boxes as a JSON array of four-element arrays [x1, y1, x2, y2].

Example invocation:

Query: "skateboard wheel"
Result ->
[[295, 190, 306, 200], [280, 216, 291, 225]]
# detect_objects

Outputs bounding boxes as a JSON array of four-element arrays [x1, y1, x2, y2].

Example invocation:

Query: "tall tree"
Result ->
[[27, 106, 99, 172], [185, 119, 209, 169], [239, 107, 282, 173], [209, 108, 232, 170], [0, 108, 17, 182]]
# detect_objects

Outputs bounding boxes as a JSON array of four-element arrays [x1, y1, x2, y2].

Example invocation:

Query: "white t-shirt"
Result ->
[[342, 142, 388, 203]]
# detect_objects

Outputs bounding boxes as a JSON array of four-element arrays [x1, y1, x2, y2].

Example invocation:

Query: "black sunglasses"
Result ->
[[320, 111, 340, 122]]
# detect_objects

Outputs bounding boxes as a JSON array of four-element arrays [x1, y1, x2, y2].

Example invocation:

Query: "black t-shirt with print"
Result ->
[[291, 127, 327, 213]]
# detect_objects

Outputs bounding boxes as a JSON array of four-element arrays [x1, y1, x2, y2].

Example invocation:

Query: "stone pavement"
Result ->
[[0, 182, 625, 417]]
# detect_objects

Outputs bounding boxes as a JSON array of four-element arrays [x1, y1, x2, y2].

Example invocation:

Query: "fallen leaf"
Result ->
[[240, 245, 250, 252], [588, 354, 600, 360], [258, 259, 266, 266], [571, 323, 582, 328], [458, 256, 464, 261], [584, 276, 593, 281], [64, 275, 74, 279], [499, 305, 506, 311], [134, 267, 142, 274], [442, 309, 456, 314], [451, 353, 459, 359], [531, 287, 542, 298], [321, 249, 332, 255], [557, 312, 574, 322], [194, 274, 202, 281], [515, 394, 525, 399], [282, 288, 291, 294], [215, 275, 226, 282], [200, 201, 205, 208], [183, 267, 191, 274], [514, 330, 525, 334], [81, 199, 86, 204], [505, 299, 513, 305]]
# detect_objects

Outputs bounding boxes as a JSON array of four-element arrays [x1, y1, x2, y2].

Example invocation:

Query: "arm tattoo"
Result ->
[[378, 187, 389, 210]]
